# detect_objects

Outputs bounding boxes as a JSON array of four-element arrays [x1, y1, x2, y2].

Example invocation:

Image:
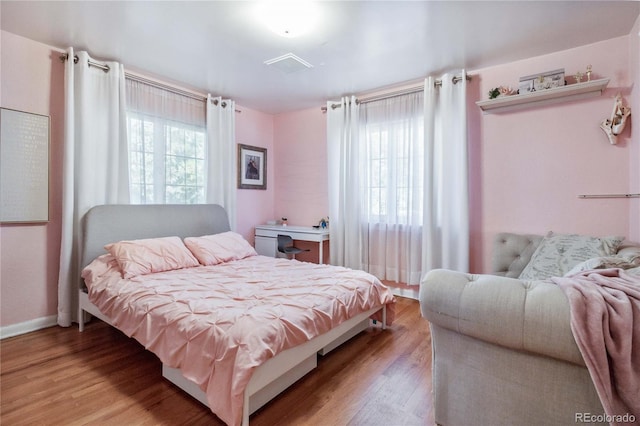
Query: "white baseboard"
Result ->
[[0, 315, 58, 339], [390, 286, 419, 300]]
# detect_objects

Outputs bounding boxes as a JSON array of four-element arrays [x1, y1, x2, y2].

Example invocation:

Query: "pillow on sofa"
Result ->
[[627, 266, 640, 276], [564, 254, 640, 276], [519, 232, 624, 280]]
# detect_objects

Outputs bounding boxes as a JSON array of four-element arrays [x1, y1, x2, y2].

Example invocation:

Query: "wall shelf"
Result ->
[[578, 193, 640, 199], [476, 78, 610, 113]]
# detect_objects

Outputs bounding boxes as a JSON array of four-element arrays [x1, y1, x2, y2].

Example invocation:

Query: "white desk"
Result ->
[[254, 225, 330, 264]]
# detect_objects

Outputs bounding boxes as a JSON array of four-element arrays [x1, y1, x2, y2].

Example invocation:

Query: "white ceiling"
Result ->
[[1, 1, 639, 114]]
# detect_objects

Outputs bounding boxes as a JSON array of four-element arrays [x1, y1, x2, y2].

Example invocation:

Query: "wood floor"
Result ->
[[1, 297, 433, 426]]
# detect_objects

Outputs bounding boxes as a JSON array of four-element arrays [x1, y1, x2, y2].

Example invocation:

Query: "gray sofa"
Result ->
[[419, 232, 640, 426]]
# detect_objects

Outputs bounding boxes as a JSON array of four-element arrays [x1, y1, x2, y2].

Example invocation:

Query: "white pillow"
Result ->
[[626, 266, 640, 277], [519, 232, 624, 280], [564, 254, 640, 276]]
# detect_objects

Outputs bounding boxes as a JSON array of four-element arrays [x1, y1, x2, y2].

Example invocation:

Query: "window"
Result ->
[[125, 78, 206, 204], [360, 92, 425, 285], [127, 113, 205, 204], [362, 94, 424, 226]]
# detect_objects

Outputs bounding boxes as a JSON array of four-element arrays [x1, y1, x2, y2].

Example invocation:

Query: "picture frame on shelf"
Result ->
[[519, 69, 565, 94], [237, 143, 267, 190]]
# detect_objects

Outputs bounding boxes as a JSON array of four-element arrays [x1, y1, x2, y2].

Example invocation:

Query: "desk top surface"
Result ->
[[255, 224, 330, 235]]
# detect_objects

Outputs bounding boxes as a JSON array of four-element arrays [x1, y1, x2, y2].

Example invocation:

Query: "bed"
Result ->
[[77, 204, 394, 426]]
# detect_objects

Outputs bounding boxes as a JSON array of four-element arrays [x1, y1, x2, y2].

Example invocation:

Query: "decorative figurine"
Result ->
[[574, 71, 584, 83], [586, 65, 592, 82], [600, 93, 631, 145], [488, 86, 516, 99], [499, 86, 517, 96]]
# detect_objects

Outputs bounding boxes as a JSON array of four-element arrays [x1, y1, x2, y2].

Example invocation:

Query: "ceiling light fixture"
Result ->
[[255, 0, 319, 38]]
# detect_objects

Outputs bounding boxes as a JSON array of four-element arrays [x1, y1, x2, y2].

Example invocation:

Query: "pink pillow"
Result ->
[[184, 232, 257, 266], [105, 236, 200, 279]]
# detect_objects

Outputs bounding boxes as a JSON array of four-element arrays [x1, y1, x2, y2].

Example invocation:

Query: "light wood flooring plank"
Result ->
[[1, 297, 433, 425]]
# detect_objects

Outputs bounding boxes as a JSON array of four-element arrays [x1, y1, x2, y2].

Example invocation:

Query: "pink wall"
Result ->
[[472, 36, 635, 272], [0, 31, 65, 326], [272, 107, 329, 262], [629, 15, 640, 241], [273, 108, 328, 226], [234, 106, 275, 246], [269, 36, 637, 274]]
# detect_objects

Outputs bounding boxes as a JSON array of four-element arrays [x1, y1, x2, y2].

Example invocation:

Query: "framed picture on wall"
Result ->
[[237, 143, 267, 190]]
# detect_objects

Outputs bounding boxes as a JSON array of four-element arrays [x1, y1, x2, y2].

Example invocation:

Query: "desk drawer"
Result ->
[[255, 235, 276, 257]]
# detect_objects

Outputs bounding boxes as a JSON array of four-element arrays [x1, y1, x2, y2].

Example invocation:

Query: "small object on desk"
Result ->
[[312, 225, 320, 229], [319, 217, 329, 229], [281, 217, 288, 227], [266, 220, 276, 225]]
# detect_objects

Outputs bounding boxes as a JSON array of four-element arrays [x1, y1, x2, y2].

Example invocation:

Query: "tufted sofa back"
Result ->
[[491, 233, 543, 278]]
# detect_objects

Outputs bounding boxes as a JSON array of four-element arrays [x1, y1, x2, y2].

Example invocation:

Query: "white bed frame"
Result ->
[[78, 204, 387, 426]]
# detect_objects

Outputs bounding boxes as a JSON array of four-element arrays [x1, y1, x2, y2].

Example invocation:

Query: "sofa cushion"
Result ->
[[519, 232, 623, 280], [492, 233, 543, 278], [419, 269, 585, 366]]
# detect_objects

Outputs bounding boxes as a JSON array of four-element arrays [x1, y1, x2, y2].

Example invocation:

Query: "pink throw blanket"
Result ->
[[82, 255, 395, 426], [552, 269, 640, 424]]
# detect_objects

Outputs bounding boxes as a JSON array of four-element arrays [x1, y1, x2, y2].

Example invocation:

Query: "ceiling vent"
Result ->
[[264, 53, 313, 74]]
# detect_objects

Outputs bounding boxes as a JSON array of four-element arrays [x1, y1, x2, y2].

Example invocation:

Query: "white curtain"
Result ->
[[326, 71, 469, 285], [206, 95, 237, 231], [422, 71, 469, 273], [362, 92, 425, 284], [57, 49, 129, 326], [327, 96, 367, 270]]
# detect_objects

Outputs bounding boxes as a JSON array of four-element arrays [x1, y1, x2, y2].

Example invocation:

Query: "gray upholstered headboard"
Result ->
[[491, 232, 544, 278], [80, 204, 230, 272]]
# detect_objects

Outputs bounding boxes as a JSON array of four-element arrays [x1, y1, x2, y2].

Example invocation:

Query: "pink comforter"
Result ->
[[82, 255, 395, 425], [552, 269, 640, 424]]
